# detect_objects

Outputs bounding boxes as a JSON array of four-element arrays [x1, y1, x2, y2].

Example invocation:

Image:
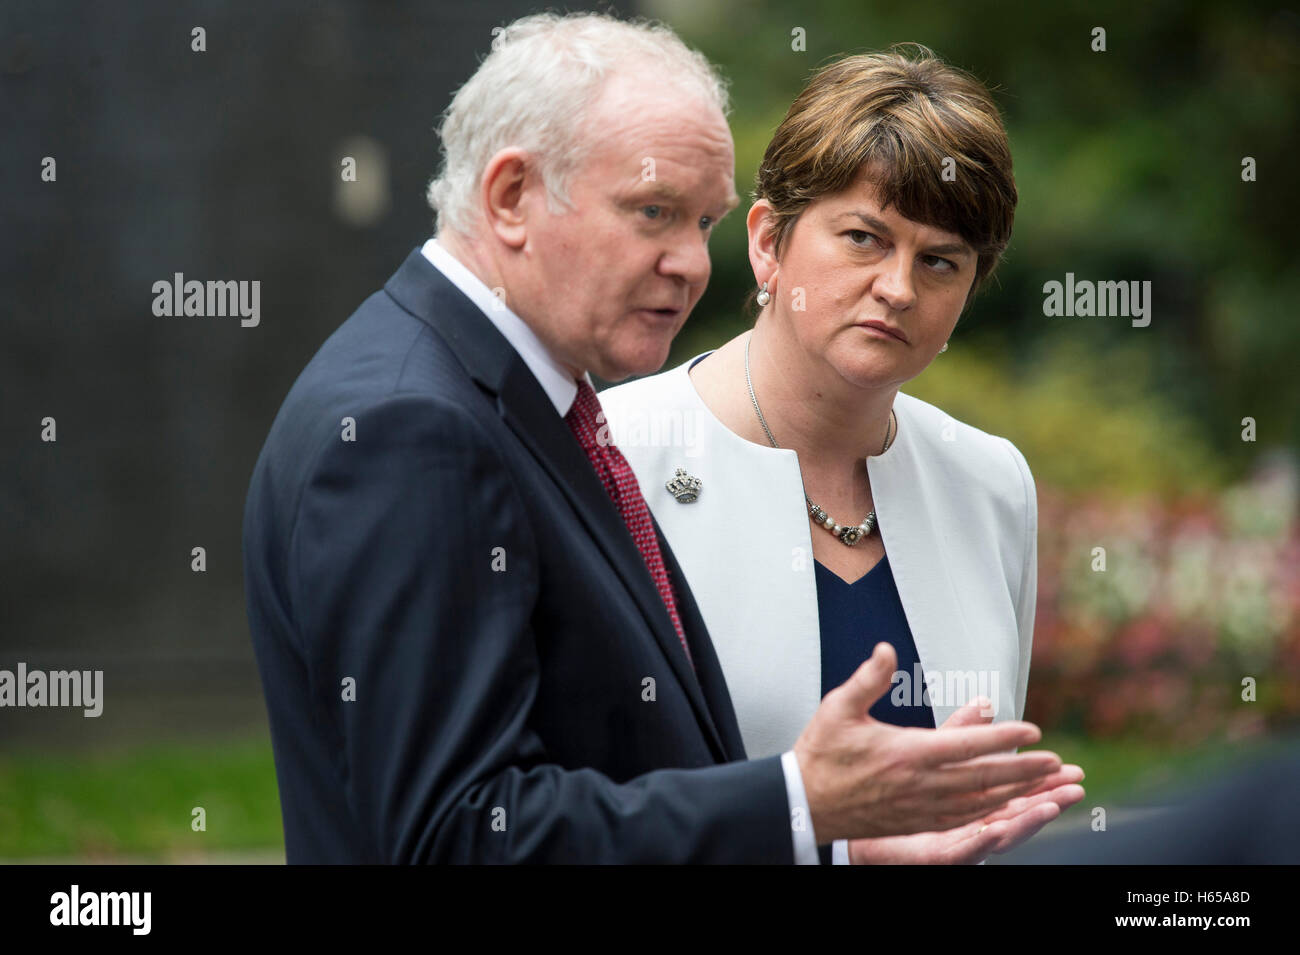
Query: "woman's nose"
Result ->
[[873, 254, 917, 311]]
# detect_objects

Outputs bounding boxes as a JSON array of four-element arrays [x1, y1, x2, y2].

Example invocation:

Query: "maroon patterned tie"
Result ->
[[564, 379, 694, 669]]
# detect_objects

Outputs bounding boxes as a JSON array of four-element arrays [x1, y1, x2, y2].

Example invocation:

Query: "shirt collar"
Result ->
[[420, 236, 587, 416]]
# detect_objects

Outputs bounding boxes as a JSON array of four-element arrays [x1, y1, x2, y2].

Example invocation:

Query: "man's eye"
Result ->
[[642, 205, 662, 220]]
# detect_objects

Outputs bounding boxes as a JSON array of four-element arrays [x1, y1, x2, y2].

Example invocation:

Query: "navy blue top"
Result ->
[[815, 555, 935, 728]]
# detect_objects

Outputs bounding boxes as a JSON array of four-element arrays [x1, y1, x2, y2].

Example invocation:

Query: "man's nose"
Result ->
[[873, 252, 917, 311], [658, 230, 712, 287]]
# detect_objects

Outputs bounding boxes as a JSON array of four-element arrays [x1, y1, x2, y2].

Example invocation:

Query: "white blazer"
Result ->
[[599, 352, 1038, 760]]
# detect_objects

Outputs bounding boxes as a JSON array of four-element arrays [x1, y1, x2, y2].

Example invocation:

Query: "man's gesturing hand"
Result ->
[[846, 697, 1086, 863], [793, 643, 1062, 844]]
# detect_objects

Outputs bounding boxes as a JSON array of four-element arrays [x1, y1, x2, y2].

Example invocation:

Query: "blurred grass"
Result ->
[[0, 735, 283, 860], [3, 730, 1294, 860]]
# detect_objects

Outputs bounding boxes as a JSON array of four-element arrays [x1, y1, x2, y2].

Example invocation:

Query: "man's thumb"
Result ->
[[940, 696, 994, 729], [833, 642, 897, 717]]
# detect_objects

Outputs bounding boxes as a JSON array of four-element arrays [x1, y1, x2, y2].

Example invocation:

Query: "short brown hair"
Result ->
[[755, 44, 1017, 304]]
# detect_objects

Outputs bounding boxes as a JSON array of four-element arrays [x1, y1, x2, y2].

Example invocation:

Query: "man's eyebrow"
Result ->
[[627, 182, 740, 214], [837, 211, 973, 256], [628, 182, 685, 201]]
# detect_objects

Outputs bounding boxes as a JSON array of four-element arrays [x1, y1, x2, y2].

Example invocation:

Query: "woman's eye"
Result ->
[[848, 230, 876, 247], [642, 205, 662, 220], [699, 215, 714, 231], [924, 255, 957, 273]]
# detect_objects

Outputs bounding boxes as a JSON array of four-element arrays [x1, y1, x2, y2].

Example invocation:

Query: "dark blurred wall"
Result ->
[[0, 1, 628, 749]]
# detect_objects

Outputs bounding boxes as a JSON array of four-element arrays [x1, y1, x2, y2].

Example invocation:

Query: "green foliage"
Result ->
[[903, 332, 1227, 493], [651, 0, 1300, 481]]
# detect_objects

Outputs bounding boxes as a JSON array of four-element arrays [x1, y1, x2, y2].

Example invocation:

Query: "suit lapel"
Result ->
[[384, 248, 729, 761]]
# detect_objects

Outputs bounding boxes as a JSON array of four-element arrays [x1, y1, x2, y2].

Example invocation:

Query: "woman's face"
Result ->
[[751, 171, 977, 391]]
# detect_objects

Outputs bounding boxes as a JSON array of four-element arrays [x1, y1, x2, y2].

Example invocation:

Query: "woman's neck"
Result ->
[[742, 317, 898, 478]]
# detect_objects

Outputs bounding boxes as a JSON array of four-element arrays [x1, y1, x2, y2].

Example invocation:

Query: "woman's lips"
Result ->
[[856, 320, 908, 343]]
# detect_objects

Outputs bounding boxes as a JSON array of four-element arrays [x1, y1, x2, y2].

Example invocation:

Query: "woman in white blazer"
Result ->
[[600, 46, 1083, 864]]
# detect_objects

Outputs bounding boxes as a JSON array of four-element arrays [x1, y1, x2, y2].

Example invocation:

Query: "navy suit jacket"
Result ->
[[242, 248, 795, 863]]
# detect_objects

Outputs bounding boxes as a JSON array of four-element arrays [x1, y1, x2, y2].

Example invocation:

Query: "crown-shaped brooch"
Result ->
[[665, 467, 702, 504]]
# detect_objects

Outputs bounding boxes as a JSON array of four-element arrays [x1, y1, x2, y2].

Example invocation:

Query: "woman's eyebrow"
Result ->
[[837, 210, 893, 233], [837, 211, 972, 256], [923, 241, 974, 257]]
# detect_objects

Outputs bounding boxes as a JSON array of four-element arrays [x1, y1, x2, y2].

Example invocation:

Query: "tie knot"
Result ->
[[565, 379, 608, 450]]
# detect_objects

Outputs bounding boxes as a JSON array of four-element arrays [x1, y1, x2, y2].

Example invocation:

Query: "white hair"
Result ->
[[426, 12, 730, 236]]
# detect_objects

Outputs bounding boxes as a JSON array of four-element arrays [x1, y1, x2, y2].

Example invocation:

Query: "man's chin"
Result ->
[[594, 341, 677, 383]]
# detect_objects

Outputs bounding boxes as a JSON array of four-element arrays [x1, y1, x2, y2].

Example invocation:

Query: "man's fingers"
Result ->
[[929, 803, 1009, 833], [938, 697, 994, 730], [941, 818, 1006, 864], [1048, 782, 1086, 811], [917, 720, 1043, 766], [982, 783, 1085, 824], [1011, 764, 1084, 801], [927, 777, 1049, 832], [932, 774, 1054, 824], [827, 642, 897, 719], [928, 751, 1062, 796], [991, 801, 1062, 854]]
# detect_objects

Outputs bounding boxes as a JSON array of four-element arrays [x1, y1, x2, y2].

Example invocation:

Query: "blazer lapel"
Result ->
[[655, 514, 745, 761], [867, 400, 973, 728], [384, 248, 728, 761]]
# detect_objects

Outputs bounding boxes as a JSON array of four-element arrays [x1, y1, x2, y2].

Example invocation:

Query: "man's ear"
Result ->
[[479, 147, 532, 249], [746, 199, 780, 289]]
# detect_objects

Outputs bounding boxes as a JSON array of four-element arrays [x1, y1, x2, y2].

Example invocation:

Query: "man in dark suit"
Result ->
[[243, 12, 1062, 863]]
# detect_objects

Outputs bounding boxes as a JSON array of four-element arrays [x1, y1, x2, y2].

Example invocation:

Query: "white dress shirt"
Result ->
[[420, 237, 584, 414], [419, 237, 821, 864]]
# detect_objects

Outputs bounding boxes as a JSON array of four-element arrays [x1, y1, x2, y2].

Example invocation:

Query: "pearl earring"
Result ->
[[939, 342, 949, 353], [756, 282, 770, 307]]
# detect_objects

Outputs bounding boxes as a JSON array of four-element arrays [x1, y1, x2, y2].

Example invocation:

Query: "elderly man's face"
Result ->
[[517, 75, 738, 381]]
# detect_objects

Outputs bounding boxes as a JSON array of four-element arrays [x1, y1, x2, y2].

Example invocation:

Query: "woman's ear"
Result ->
[[746, 200, 780, 290]]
